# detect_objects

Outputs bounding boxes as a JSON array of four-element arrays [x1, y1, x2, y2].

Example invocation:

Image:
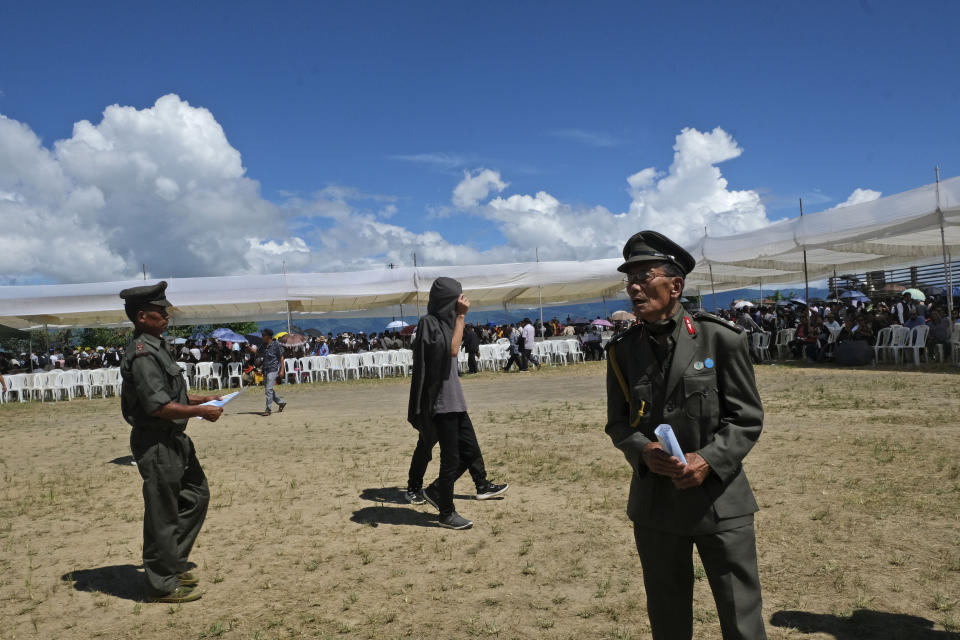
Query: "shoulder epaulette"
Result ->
[[604, 323, 643, 350], [132, 340, 157, 357], [693, 311, 744, 333]]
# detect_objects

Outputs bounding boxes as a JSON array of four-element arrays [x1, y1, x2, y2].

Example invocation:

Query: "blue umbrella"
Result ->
[[189, 331, 207, 340], [210, 328, 247, 342], [839, 290, 870, 302]]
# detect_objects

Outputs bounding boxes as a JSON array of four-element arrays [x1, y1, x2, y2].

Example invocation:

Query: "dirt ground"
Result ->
[[1, 361, 958, 639]]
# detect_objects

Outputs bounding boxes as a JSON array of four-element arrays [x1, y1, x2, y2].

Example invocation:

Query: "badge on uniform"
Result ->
[[684, 316, 696, 336], [136, 343, 145, 353], [704, 357, 714, 369], [693, 361, 704, 370]]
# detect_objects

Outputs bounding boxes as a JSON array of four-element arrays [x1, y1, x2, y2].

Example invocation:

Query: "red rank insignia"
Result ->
[[684, 316, 696, 336], [136, 343, 145, 353]]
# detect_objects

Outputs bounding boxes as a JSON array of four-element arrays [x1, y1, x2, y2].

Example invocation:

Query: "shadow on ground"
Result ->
[[359, 487, 480, 504], [61, 564, 145, 601], [350, 505, 438, 528], [108, 455, 135, 466], [770, 609, 958, 639]]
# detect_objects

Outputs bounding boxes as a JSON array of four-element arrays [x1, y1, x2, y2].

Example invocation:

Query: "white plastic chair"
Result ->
[[566, 339, 585, 363], [554, 340, 570, 365], [104, 368, 122, 395], [359, 352, 386, 379], [325, 354, 346, 381], [4, 373, 29, 402], [310, 356, 330, 382], [901, 325, 930, 365], [879, 326, 910, 363], [87, 369, 108, 398], [775, 328, 795, 359], [209, 363, 224, 389], [389, 350, 411, 376], [873, 327, 892, 363], [751, 332, 772, 363], [951, 324, 960, 365], [226, 362, 244, 388], [342, 354, 362, 380]]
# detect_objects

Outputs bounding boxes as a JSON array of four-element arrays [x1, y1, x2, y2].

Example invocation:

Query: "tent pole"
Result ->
[[602, 294, 608, 318], [800, 198, 810, 322], [833, 268, 839, 300], [758, 277, 762, 308], [503, 302, 508, 324], [414, 253, 421, 318], [935, 166, 954, 323]]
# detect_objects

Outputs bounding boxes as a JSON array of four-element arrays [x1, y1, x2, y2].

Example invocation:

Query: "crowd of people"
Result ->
[[714, 290, 957, 364]]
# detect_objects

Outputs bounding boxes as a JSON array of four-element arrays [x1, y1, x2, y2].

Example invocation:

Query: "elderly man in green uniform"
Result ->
[[119, 281, 224, 603], [605, 231, 767, 640]]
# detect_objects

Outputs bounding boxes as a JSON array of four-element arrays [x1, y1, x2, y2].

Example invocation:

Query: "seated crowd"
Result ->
[[715, 291, 958, 364]]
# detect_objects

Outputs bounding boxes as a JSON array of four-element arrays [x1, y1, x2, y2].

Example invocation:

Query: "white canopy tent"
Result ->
[[2, 175, 959, 330]]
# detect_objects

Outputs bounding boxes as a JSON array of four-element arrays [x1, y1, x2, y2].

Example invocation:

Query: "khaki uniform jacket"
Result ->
[[120, 333, 189, 432], [605, 307, 763, 534]]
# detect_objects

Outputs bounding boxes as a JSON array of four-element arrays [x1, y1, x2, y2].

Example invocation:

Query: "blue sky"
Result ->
[[1, 1, 958, 284]]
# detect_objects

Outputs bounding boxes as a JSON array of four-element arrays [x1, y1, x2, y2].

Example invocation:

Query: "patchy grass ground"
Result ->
[[0, 361, 958, 639]]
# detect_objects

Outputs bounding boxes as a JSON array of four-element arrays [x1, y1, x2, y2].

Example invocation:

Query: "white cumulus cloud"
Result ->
[[1, 96, 773, 284], [452, 169, 508, 209], [836, 187, 882, 208]]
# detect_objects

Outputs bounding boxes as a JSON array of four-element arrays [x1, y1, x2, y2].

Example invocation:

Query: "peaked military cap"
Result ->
[[617, 230, 696, 275], [119, 281, 172, 308]]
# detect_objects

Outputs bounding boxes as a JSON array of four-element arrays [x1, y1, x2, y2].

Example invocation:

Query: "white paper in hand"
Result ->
[[196, 390, 242, 419], [654, 423, 686, 465]]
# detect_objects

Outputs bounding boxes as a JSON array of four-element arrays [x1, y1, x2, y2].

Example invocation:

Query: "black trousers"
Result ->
[[504, 350, 527, 371], [407, 424, 487, 493], [467, 350, 479, 373], [131, 429, 210, 596], [633, 521, 766, 640], [431, 412, 483, 518], [522, 348, 539, 367]]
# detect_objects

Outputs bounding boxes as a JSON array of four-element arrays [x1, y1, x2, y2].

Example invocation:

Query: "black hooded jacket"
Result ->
[[407, 277, 461, 439]]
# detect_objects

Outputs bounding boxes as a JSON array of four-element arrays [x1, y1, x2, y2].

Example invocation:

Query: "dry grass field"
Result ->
[[1, 361, 958, 639]]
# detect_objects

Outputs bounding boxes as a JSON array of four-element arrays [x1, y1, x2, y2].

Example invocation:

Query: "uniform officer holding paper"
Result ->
[[604, 231, 766, 640], [119, 281, 223, 603]]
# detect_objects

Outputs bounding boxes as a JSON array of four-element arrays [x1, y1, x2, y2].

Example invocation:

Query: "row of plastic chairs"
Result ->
[[1, 368, 122, 403], [280, 351, 414, 384], [874, 325, 930, 365]]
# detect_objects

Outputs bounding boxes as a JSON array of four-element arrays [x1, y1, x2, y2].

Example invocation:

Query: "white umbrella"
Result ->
[[733, 300, 754, 310], [385, 320, 409, 330]]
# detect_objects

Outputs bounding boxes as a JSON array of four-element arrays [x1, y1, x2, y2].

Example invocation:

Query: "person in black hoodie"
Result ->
[[406, 277, 508, 529]]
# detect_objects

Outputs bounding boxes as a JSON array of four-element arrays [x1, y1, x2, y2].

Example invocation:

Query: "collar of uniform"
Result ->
[[643, 302, 685, 338], [135, 332, 164, 349]]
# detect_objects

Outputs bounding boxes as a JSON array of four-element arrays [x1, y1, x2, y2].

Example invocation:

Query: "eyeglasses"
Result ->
[[622, 271, 667, 287]]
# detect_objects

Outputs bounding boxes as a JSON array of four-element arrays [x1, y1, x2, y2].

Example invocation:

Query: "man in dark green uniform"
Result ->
[[605, 231, 767, 640], [119, 281, 224, 603]]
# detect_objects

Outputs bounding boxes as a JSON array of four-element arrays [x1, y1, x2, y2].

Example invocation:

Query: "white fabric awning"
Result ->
[[2, 175, 958, 329]]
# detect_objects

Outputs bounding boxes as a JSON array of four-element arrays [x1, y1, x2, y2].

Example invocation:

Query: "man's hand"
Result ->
[[672, 453, 712, 489], [197, 405, 223, 422], [456, 294, 470, 316], [641, 442, 685, 477]]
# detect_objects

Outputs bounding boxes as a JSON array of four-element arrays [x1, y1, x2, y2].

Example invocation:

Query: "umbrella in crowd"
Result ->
[[610, 310, 634, 321], [839, 290, 870, 303], [244, 333, 263, 347], [592, 318, 613, 327], [189, 331, 207, 340], [570, 316, 591, 325], [790, 298, 807, 306], [400, 325, 416, 336], [210, 328, 247, 342], [171, 337, 188, 345], [278, 332, 307, 346], [733, 300, 754, 310], [879, 283, 906, 293], [386, 320, 409, 330], [902, 288, 925, 301], [305, 328, 325, 338]]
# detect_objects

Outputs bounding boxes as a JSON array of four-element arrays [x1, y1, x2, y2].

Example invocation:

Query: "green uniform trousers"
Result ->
[[634, 520, 766, 640], [131, 429, 209, 596]]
